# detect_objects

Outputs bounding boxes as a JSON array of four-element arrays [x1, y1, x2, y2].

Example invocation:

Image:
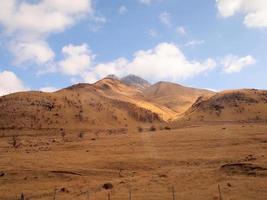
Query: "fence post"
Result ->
[[218, 184, 223, 200], [53, 187, 57, 200], [129, 187, 132, 200], [172, 186, 176, 200], [108, 191, 111, 200], [20, 193, 25, 200], [86, 190, 90, 200]]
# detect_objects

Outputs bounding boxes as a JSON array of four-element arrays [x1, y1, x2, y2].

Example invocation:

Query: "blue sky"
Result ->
[[0, 0, 267, 95]]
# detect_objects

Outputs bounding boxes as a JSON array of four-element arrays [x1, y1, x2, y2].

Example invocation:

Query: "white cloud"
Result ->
[[39, 86, 58, 92], [118, 6, 128, 15], [216, 0, 267, 28], [221, 55, 256, 73], [0, 0, 92, 65], [0, 70, 29, 96], [0, 0, 92, 35], [84, 58, 128, 82], [176, 26, 187, 35], [159, 12, 172, 27], [9, 40, 55, 65], [59, 43, 94, 76], [126, 43, 216, 81], [185, 40, 205, 47], [81, 43, 216, 83]]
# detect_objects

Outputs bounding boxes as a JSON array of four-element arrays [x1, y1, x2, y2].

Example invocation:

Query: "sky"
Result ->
[[0, 0, 267, 96]]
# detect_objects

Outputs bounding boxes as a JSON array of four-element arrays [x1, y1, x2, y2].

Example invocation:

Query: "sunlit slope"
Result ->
[[180, 89, 267, 123], [0, 81, 161, 130], [143, 81, 214, 117]]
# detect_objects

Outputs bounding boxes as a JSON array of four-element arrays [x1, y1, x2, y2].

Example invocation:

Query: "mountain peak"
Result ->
[[121, 74, 151, 90], [105, 74, 119, 80]]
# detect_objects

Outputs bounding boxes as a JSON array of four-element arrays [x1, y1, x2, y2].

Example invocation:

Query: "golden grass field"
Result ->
[[0, 123, 266, 200]]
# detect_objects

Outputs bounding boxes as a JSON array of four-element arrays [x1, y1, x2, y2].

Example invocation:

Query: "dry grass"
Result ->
[[0, 123, 266, 200]]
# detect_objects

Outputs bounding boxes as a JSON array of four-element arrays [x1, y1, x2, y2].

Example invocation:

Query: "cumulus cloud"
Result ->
[[59, 43, 94, 76], [83, 58, 129, 82], [221, 55, 256, 73], [216, 0, 267, 28], [0, 0, 92, 65], [0, 70, 29, 96], [78, 43, 216, 83], [9, 40, 55, 65], [125, 43, 216, 81], [159, 12, 172, 27]]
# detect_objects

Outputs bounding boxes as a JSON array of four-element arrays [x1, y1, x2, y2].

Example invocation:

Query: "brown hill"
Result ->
[[0, 76, 230, 130], [180, 89, 267, 123], [143, 81, 214, 117], [0, 79, 161, 130]]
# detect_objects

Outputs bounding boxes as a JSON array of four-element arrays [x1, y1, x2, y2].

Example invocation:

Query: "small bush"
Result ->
[[11, 136, 18, 148], [149, 126, 156, 132], [102, 182, 113, 190], [137, 127, 143, 132], [164, 126, 171, 130], [79, 132, 85, 139]]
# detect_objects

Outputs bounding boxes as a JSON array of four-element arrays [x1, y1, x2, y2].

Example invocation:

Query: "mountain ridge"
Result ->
[[1, 75, 266, 130]]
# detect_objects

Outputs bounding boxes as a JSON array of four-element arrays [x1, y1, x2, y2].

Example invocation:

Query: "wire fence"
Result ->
[[17, 184, 223, 200]]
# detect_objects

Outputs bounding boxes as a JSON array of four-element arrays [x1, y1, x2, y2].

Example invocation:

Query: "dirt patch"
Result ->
[[220, 163, 267, 176]]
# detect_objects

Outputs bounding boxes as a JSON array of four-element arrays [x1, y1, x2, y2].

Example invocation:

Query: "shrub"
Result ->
[[79, 132, 85, 139], [103, 183, 113, 190], [164, 126, 171, 130], [137, 127, 143, 132], [149, 126, 156, 132], [11, 136, 18, 148]]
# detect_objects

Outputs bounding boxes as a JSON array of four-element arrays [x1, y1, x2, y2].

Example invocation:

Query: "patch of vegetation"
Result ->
[[103, 182, 113, 190], [149, 126, 156, 132]]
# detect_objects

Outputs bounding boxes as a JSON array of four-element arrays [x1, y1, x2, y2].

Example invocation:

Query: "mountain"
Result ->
[[0, 79, 161, 130], [2, 76, 266, 131], [105, 74, 119, 80], [179, 89, 267, 123], [0, 76, 216, 129], [143, 81, 215, 117], [121, 74, 151, 90]]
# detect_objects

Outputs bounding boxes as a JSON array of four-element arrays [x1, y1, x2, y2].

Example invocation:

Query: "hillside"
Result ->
[[0, 79, 161, 130], [5, 76, 267, 130], [180, 89, 267, 123], [143, 81, 214, 116]]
